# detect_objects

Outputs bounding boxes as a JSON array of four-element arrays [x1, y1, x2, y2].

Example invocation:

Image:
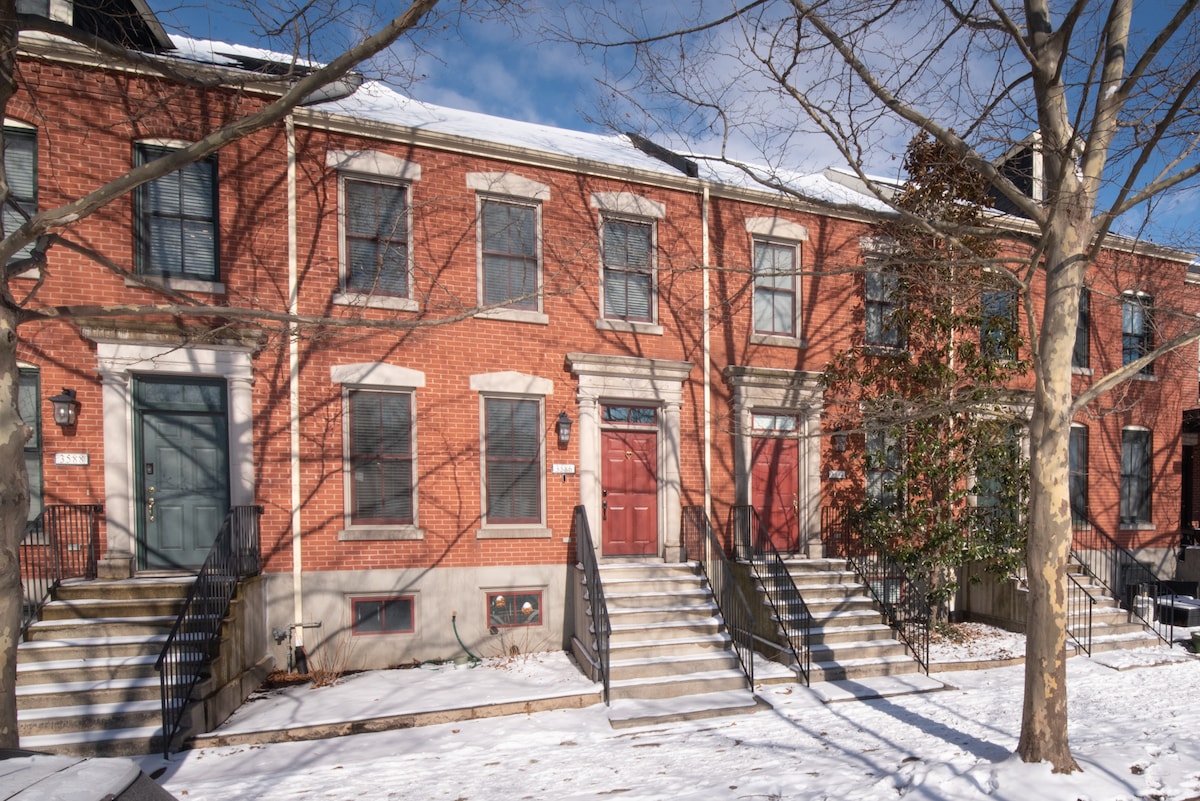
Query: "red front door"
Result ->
[[602, 429, 658, 555], [751, 436, 800, 552]]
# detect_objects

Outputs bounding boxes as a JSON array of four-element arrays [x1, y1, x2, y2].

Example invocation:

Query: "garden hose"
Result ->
[[451, 612, 482, 663]]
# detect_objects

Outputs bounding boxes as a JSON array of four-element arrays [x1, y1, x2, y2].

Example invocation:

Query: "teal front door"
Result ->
[[135, 377, 230, 570]]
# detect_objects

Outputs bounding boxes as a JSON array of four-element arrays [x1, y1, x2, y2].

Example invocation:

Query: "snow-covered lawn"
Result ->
[[139, 631, 1200, 801]]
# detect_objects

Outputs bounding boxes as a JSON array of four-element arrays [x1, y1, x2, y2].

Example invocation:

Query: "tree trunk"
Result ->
[[1016, 231, 1085, 773], [0, 303, 28, 747]]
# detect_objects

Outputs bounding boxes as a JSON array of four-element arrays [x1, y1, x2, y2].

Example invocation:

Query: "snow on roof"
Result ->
[[161, 35, 891, 214]]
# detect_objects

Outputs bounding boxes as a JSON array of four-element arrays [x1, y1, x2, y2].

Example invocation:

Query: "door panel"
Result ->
[[751, 436, 800, 553], [140, 409, 229, 570], [601, 429, 658, 556]]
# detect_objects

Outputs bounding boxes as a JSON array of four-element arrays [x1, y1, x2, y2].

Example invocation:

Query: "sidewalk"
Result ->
[[187, 652, 603, 749]]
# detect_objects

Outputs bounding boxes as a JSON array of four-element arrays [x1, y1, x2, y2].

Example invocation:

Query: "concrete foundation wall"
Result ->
[[263, 564, 573, 671]]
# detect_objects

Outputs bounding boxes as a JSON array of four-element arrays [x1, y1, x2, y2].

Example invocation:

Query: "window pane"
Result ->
[[1073, 289, 1089, 369], [354, 600, 383, 633], [19, 368, 41, 519], [1120, 430, 1151, 524], [136, 144, 217, 279], [349, 391, 413, 525], [345, 180, 409, 298], [753, 242, 796, 336], [1069, 426, 1088, 525], [485, 398, 541, 523]]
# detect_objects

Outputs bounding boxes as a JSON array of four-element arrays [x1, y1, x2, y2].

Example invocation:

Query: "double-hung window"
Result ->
[[603, 218, 654, 322], [3, 126, 36, 264], [753, 240, 798, 337], [348, 390, 414, 525], [484, 397, 541, 524], [865, 266, 903, 348], [18, 367, 41, 519], [135, 143, 218, 281], [1073, 288, 1090, 370], [345, 178, 409, 297], [1069, 425, 1088, 526], [481, 199, 539, 310], [1120, 428, 1152, 526], [865, 428, 900, 509], [1122, 292, 1153, 375], [980, 289, 1017, 361]]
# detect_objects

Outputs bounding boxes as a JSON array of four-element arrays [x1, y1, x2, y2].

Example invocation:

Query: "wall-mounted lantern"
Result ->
[[50, 388, 79, 427], [832, 428, 848, 452], [556, 412, 573, 446]]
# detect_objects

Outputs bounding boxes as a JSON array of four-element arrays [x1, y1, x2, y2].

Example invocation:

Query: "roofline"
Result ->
[[128, 0, 174, 51], [14, 35, 1200, 264]]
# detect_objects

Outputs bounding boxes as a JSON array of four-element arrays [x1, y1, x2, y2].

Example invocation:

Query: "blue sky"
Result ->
[[154, 2, 1198, 251]]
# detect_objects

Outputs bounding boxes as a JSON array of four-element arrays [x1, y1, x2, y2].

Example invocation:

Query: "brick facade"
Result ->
[[13, 28, 1199, 670]]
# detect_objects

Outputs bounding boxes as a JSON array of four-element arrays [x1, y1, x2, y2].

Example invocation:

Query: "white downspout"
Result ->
[[286, 115, 305, 651], [702, 185, 712, 521]]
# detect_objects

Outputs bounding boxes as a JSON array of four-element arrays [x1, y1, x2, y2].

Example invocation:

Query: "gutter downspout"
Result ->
[[702, 185, 712, 523], [286, 115, 306, 656]]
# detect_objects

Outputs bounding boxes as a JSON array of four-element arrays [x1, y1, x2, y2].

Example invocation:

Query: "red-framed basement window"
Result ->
[[352, 596, 415, 635], [487, 591, 542, 628]]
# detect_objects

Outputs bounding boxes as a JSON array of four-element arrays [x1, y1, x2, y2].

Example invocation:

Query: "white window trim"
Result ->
[[749, 235, 804, 346], [596, 212, 661, 332], [333, 362, 426, 540], [4, 119, 38, 280], [132, 138, 220, 285], [330, 151, 420, 313], [471, 371, 552, 538], [470, 173, 549, 323], [1119, 425, 1155, 530]]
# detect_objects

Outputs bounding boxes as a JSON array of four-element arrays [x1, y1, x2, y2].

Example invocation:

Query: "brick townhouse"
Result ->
[[13, 0, 1200, 701]]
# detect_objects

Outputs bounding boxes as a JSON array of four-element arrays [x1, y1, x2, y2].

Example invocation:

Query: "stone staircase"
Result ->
[[753, 557, 924, 683], [17, 577, 193, 756], [598, 561, 762, 727], [1066, 564, 1166, 653]]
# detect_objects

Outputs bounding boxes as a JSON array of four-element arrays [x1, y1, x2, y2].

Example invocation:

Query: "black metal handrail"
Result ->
[[573, 505, 611, 703], [1072, 521, 1173, 646], [19, 504, 103, 638], [731, 505, 811, 684], [155, 505, 262, 756], [822, 506, 931, 673], [1066, 571, 1094, 656], [681, 506, 755, 688]]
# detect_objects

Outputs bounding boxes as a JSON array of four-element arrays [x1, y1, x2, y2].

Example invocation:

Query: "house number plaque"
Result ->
[[54, 452, 89, 466]]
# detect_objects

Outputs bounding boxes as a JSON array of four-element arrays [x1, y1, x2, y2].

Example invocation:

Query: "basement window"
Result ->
[[352, 596, 414, 635], [487, 591, 542, 628]]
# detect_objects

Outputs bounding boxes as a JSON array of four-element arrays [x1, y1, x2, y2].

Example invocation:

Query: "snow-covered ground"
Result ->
[[138, 628, 1200, 801]]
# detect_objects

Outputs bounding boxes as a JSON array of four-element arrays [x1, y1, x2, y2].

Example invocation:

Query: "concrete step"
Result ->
[[40, 597, 186, 620], [18, 725, 163, 758], [605, 588, 713, 610], [606, 603, 719, 627], [767, 581, 867, 600], [808, 638, 911, 663], [17, 699, 162, 738], [597, 562, 697, 582], [810, 654, 921, 682], [15, 676, 164, 709], [16, 634, 169, 662], [806, 622, 899, 645], [788, 570, 862, 587], [609, 651, 740, 681], [609, 615, 723, 642], [803, 596, 880, 615], [54, 577, 193, 602], [782, 558, 854, 573], [16, 653, 163, 685], [24, 616, 180, 640], [598, 574, 706, 595], [608, 667, 750, 701], [607, 689, 765, 728], [608, 633, 733, 660]]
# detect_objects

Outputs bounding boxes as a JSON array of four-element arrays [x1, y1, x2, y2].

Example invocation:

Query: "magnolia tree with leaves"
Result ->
[[824, 133, 1030, 625], [565, 0, 1200, 770], [0, 0, 484, 750]]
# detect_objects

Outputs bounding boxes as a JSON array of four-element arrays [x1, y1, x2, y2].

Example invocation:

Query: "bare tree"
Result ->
[[0, 0, 483, 749], [562, 0, 1200, 771]]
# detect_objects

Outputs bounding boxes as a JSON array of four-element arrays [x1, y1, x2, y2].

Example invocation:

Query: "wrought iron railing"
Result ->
[[156, 505, 262, 755], [19, 504, 104, 638], [1066, 571, 1094, 656], [1072, 521, 1174, 646], [731, 505, 811, 684], [822, 506, 931, 673], [573, 505, 611, 703], [680, 506, 754, 688]]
